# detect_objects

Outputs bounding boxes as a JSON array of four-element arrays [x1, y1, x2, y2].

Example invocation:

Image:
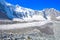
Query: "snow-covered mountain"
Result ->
[[0, 0, 60, 22], [1, 0, 60, 40]]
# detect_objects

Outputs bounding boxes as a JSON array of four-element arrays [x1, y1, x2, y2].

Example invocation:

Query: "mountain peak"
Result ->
[[0, 0, 60, 21]]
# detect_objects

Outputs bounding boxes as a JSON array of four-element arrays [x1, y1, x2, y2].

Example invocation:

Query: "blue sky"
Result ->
[[6, 0, 60, 10]]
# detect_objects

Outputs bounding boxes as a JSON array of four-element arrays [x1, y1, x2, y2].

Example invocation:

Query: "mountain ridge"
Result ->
[[0, 0, 60, 21]]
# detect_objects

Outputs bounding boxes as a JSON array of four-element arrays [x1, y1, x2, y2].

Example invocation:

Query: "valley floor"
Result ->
[[0, 20, 60, 40]]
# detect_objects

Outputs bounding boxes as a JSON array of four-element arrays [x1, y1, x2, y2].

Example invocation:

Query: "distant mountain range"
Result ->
[[0, 0, 60, 21]]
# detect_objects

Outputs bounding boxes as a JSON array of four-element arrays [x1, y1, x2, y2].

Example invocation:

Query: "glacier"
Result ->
[[0, 0, 60, 40], [0, 0, 60, 32]]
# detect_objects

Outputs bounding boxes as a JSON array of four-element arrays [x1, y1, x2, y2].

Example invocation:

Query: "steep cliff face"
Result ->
[[0, 0, 7, 19], [0, 0, 16, 20]]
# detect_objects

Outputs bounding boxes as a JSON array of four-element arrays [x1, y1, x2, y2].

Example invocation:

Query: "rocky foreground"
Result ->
[[0, 21, 60, 40], [0, 28, 55, 40], [0, 22, 58, 40]]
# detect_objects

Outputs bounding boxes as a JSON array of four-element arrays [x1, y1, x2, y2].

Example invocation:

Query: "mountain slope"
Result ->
[[0, 0, 60, 21]]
